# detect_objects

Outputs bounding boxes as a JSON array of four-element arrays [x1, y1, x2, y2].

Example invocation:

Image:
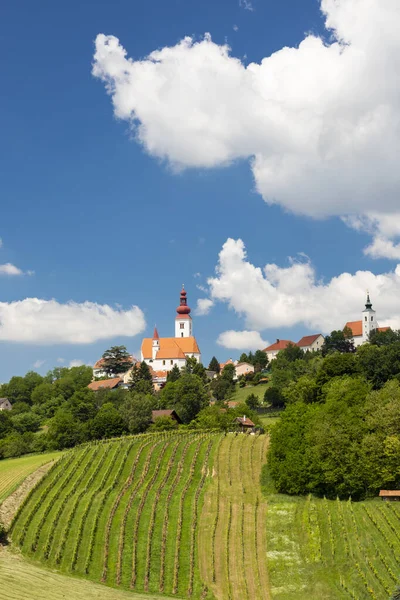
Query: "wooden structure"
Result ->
[[0, 398, 12, 411], [88, 377, 122, 391], [234, 415, 256, 433], [379, 490, 400, 501]]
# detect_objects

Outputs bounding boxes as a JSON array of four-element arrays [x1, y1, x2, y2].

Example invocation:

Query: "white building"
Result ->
[[235, 362, 255, 379], [297, 334, 324, 353], [344, 293, 388, 347], [263, 339, 295, 362], [140, 286, 201, 373]]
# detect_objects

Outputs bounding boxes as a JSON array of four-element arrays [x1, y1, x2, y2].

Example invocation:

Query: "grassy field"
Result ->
[[264, 478, 400, 599], [230, 383, 269, 404], [0, 452, 61, 504], [0, 548, 172, 600], [199, 433, 270, 600], [10, 431, 220, 598]]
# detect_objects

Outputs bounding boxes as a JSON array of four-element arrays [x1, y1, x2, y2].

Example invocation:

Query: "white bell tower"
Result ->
[[175, 285, 193, 338], [152, 326, 160, 359], [362, 292, 376, 341]]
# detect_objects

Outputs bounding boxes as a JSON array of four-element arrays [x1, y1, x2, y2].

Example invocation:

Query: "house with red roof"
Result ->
[[297, 334, 324, 353], [263, 339, 295, 362]]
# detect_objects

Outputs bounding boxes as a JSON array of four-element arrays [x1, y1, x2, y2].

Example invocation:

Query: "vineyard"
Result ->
[[10, 431, 220, 598], [0, 452, 61, 504], [266, 493, 400, 599]]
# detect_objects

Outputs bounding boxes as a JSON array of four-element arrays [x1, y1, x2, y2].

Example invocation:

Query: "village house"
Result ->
[[151, 409, 182, 425], [88, 377, 123, 391], [235, 415, 256, 433], [235, 362, 255, 378], [93, 355, 137, 379], [263, 339, 295, 362], [0, 398, 12, 411], [297, 334, 324, 352]]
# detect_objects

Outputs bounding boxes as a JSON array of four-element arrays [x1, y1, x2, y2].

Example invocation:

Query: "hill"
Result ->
[[0, 452, 61, 505]]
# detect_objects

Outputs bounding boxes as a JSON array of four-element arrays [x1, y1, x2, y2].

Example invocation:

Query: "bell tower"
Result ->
[[362, 292, 376, 341], [175, 285, 192, 338]]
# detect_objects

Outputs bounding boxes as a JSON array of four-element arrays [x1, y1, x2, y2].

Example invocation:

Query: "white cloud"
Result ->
[[239, 0, 253, 11], [194, 298, 214, 316], [69, 359, 85, 367], [207, 238, 400, 334], [0, 263, 29, 276], [0, 298, 145, 344], [33, 359, 46, 369], [233, 25, 239, 32], [0, 239, 3, 249], [93, 1, 400, 253], [57, 358, 65, 364], [217, 330, 268, 350]]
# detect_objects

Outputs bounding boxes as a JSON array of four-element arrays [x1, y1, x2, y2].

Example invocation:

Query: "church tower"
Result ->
[[152, 326, 160, 359], [362, 292, 376, 341], [175, 285, 193, 338]]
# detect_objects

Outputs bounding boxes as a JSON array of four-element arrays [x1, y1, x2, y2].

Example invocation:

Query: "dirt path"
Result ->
[[0, 460, 57, 529], [198, 434, 270, 600]]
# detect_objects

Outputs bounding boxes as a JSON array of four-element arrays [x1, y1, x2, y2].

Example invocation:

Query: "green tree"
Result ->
[[31, 382, 55, 405], [150, 415, 179, 431], [245, 393, 260, 410], [101, 345, 132, 376], [322, 330, 355, 356], [0, 432, 32, 458], [264, 386, 284, 408], [47, 410, 84, 450], [167, 364, 181, 382], [316, 353, 359, 391], [253, 350, 268, 371], [211, 377, 232, 402], [130, 361, 153, 394], [183, 356, 198, 375], [91, 402, 126, 439], [66, 388, 97, 422], [221, 363, 235, 382], [170, 374, 209, 423], [369, 328, 399, 346], [208, 356, 220, 374], [0, 411, 13, 438], [120, 393, 155, 434], [239, 353, 249, 364], [194, 405, 232, 430], [282, 375, 318, 404], [11, 412, 41, 434]]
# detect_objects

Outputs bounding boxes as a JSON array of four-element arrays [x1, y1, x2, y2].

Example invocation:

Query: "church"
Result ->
[[344, 293, 389, 347], [140, 286, 201, 374]]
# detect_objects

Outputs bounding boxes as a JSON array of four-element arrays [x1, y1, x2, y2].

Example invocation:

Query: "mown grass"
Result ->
[[0, 452, 61, 504], [10, 432, 219, 599], [230, 383, 269, 404], [263, 465, 400, 599], [0, 547, 173, 600]]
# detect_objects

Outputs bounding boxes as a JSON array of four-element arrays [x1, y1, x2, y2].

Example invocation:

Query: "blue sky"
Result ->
[[1, 0, 400, 380]]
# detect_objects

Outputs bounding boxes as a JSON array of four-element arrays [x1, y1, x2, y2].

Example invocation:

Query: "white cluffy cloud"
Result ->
[[206, 238, 400, 334], [217, 330, 268, 350], [33, 359, 46, 369], [93, 1, 400, 257], [0, 263, 32, 276], [0, 298, 145, 344], [69, 359, 85, 367], [194, 298, 214, 316]]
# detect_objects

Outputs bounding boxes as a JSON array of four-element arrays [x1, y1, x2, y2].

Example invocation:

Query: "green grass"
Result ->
[[10, 432, 219, 598], [0, 547, 174, 600], [230, 382, 269, 404], [259, 415, 281, 431], [264, 481, 400, 599], [0, 452, 61, 504]]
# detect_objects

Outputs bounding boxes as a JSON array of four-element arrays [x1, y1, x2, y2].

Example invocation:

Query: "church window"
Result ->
[[163, 360, 165, 366], [180, 323, 184, 329], [371, 316, 374, 321], [365, 316, 367, 321], [181, 332, 184, 337], [170, 360, 173, 365]]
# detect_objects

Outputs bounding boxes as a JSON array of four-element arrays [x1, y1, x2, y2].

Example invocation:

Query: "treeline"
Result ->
[[0, 354, 260, 459], [267, 329, 400, 499]]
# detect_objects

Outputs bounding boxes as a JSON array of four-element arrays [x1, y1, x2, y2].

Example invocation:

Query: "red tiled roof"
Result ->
[[220, 359, 235, 369], [88, 377, 122, 391], [263, 340, 294, 352], [297, 334, 322, 347], [235, 416, 255, 427], [152, 409, 182, 424], [141, 337, 200, 359], [344, 321, 362, 337], [378, 326, 390, 332], [152, 370, 168, 379]]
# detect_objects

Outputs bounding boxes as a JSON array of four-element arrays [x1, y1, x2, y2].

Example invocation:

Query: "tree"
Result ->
[[0, 432, 32, 458], [369, 328, 400, 346], [66, 389, 97, 422], [253, 350, 269, 372], [282, 376, 318, 405], [221, 363, 235, 382], [183, 356, 198, 375], [47, 410, 84, 449], [239, 353, 249, 364], [264, 386, 285, 408], [208, 356, 220, 374], [211, 378, 232, 402], [0, 411, 12, 438], [170, 374, 209, 423], [245, 393, 260, 410], [31, 382, 55, 405], [11, 412, 41, 434], [91, 402, 126, 439], [322, 330, 355, 356], [150, 415, 178, 431], [316, 353, 359, 391], [120, 393, 155, 434], [130, 361, 153, 394], [167, 364, 181, 383], [101, 345, 132, 376]]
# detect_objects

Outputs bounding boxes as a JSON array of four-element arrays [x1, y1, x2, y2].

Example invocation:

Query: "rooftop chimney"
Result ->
[[276, 338, 280, 343]]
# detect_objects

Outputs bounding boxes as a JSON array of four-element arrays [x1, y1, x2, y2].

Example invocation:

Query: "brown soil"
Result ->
[[0, 461, 56, 529]]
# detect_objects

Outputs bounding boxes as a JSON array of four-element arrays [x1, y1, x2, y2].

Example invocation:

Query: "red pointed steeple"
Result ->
[[153, 326, 159, 340], [176, 284, 191, 315]]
